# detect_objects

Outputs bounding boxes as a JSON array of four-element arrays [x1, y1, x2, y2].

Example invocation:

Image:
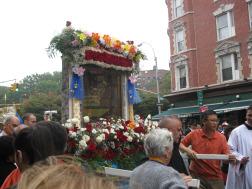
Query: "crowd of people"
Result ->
[[0, 106, 251, 189]]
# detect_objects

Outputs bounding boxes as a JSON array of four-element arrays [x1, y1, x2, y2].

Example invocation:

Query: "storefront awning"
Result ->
[[152, 99, 252, 120]]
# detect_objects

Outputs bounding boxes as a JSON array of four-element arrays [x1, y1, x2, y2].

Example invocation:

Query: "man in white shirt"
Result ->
[[0, 115, 20, 137], [226, 105, 252, 189]]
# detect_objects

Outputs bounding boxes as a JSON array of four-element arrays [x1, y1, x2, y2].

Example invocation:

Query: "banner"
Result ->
[[70, 74, 84, 100], [127, 79, 141, 104]]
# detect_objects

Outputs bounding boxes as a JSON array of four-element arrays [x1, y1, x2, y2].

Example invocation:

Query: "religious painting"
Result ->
[[82, 65, 122, 120]]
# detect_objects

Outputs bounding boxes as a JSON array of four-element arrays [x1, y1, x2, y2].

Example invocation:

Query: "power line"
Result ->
[[0, 79, 16, 84]]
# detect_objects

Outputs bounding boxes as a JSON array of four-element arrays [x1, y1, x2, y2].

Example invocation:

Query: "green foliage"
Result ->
[[0, 72, 62, 121]]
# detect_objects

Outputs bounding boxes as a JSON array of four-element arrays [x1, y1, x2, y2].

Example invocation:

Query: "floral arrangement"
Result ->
[[63, 116, 158, 170], [47, 21, 146, 66]]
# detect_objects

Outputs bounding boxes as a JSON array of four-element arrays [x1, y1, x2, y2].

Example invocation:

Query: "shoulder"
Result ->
[[229, 125, 246, 136]]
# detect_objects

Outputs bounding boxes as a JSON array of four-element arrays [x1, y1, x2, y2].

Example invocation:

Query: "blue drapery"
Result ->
[[16, 112, 23, 124], [70, 73, 84, 100], [127, 79, 141, 104]]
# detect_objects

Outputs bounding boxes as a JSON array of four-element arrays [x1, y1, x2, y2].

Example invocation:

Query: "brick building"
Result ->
[[137, 69, 168, 92], [154, 0, 252, 125]]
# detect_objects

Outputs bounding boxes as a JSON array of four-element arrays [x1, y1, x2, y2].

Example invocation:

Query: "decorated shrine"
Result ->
[[48, 22, 146, 123]]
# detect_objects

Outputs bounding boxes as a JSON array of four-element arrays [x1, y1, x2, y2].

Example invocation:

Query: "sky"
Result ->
[[0, 0, 170, 86]]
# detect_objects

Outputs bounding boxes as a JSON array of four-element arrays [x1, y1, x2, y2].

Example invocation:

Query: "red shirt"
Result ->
[[0, 168, 21, 189], [181, 129, 229, 180]]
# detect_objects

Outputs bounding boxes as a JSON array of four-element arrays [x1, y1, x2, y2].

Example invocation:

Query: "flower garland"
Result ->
[[47, 21, 146, 72]]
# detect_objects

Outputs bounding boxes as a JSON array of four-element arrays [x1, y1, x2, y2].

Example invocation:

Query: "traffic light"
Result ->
[[10, 83, 19, 92], [15, 83, 19, 92]]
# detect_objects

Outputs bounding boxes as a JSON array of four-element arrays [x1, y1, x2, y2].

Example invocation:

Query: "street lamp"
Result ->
[[138, 42, 162, 114]]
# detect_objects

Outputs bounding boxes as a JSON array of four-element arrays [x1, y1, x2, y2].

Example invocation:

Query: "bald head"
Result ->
[[158, 116, 182, 143]]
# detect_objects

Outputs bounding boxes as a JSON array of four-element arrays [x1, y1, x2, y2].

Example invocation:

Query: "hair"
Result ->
[[0, 136, 15, 161], [247, 105, 252, 111], [201, 110, 217, 122], [3, 115, 16, 125], [15, 125, 55, 165], [144, 128, 173, 157], [22, 113, 34, 121], [17, 157, 117, 189], [158, 116, 180, 129], [35, 121, 67, 155], [223, 126, 236, 141]]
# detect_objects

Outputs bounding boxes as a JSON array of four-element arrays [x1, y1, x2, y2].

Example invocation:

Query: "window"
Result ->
[[176, 65, 187, 89], [174, 0, 183, 18], [216, 11, 235, 41], [175, 30, 185, 52], [248, 2, 252, 29], [221, 54, 239, 82]]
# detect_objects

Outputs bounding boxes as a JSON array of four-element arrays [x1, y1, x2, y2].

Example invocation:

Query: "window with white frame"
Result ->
[[248, 1, 252, 29], [220, 54, 239, 82], [174, 0, 183, 18], [176, 65, 187, 89], [216, 11, 235, 41], [175, 30, 185, 52]]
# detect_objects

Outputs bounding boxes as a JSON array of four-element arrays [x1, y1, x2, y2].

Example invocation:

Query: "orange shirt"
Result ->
[[0, 168, 21, 189], [181, 129, 229, 180]]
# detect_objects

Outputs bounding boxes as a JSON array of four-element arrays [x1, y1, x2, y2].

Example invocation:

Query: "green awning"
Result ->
[[152, 99, 252, 120]]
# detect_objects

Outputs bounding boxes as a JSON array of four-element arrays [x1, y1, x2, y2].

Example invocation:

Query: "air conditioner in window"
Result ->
[[234, 70, 239, 80]]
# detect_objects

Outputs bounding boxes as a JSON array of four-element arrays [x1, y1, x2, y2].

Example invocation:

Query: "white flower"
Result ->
[[96, 136, 103, 143], [83, 116, 90, 123], [92, 129, 97, 134], [80, 128, 86, 132], [102, 121, 107, 125], [79, 140, 87, 149], [127, 136, 133, 142], [119, 125, 124, 130], [147, 114, 152, 119], [64, 123, 72, 129], [71, 118, 79, 124], [134, 133, 140, 138], [82, 135, 90, 142], [69, 131, 77, 138], [114, 135, 117, 139], [123, 132, 129, 137], [102, 129, 109, 134], [110, 128, 115, 134], [101, 133, 106, 140]]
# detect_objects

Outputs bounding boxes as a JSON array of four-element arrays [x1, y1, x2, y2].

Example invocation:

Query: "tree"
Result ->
[[21, 93, 61, 122]]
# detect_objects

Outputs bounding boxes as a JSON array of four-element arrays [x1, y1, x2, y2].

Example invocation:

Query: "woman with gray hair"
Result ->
[[129, 128, 187, 189]]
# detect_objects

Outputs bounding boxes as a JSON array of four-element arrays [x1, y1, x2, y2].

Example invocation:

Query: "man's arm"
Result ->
[[179, 143, 197, 160]]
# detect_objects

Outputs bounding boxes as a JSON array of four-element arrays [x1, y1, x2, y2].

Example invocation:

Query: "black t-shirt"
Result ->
[[0, 160, 16, 186], [168, 142, 189, 175]]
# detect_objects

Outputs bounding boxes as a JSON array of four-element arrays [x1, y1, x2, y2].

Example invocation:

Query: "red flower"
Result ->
[[116, 131, 127, 142], [103, 149, 116, 160], [134, 126, 145, 133], [87, 140, 96, 151], [85, 123, 93, 133]]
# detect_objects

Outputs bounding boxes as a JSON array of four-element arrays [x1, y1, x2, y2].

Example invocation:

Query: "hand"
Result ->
[[180, 174, 192, 186], [186, 149, 197, 160], [228, 154, 237, 164], [240, 156, 249, 165]]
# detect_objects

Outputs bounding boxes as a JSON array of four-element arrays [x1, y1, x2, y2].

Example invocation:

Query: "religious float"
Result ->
[[48, 22, 159, 169], [48, 21, 145, 123]]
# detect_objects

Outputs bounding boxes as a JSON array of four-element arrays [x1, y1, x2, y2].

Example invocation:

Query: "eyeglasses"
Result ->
[[207, 119, 219, 123], [11, 123, 19, 127]]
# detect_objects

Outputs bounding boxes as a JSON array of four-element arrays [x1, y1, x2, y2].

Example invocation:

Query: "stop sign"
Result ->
[[199, 105, 208, 113]]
